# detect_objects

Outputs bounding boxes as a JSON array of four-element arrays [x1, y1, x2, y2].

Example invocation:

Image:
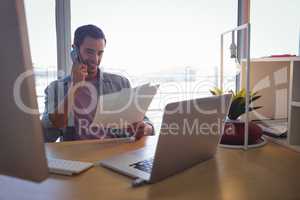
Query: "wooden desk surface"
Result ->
[[1, 136, 300, 200]]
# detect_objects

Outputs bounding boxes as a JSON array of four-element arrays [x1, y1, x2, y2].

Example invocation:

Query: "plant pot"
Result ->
[[220, 120, 263, 145]]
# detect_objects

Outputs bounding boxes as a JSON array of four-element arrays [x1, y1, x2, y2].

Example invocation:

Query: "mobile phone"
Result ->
[[70, 47, 81, 64]]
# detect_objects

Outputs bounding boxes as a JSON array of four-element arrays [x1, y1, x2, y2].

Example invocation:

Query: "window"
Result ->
[[24, 0, 57, 113], [251, 0, 300, 57], [71, 1, 237, 127]]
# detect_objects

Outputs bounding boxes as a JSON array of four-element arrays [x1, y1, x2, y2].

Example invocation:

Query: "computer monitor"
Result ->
[[0, 0, 48, 182], [298, 28, 300, 56]]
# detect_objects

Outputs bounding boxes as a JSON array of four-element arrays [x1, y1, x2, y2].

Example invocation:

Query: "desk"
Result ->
[[1, 136, 300, 200]]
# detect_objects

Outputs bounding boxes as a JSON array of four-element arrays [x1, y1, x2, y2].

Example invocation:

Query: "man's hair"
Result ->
[[73, 24, 106, 47]]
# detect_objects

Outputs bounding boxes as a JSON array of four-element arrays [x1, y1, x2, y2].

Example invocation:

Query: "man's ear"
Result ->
[[72, 44, 80, 53]]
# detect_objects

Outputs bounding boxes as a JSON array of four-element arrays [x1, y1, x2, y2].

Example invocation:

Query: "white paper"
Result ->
[[92, 83, 159, 129]]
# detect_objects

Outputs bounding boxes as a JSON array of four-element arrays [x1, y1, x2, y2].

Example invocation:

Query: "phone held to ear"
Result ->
[[70, 47, 91, 72], [70, 47, 81, 64]]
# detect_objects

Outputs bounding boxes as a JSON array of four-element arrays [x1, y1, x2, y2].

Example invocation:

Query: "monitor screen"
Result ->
[[0, 0, 48, 182]]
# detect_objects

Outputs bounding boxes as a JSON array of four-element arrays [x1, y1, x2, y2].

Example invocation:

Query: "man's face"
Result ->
[[79, 36, 105, 78]]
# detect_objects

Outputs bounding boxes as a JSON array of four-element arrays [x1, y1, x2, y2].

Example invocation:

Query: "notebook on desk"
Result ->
[[255, 119, 288, 138], [92, 83, 159, 129]]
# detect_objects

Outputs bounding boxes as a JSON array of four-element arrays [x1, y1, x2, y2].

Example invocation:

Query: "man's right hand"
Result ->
[[50, 62, 89, 129], [71, 62, 88, 84]]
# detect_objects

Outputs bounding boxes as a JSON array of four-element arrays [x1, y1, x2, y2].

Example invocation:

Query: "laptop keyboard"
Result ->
[[130, 158, 154, 173]]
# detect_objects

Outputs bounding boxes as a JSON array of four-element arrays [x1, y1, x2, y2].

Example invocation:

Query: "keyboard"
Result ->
[[130, 158, 154, 173], [47, 158, 94, 176]]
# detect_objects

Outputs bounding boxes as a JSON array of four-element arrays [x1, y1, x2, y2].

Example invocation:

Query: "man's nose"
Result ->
[[89, 54, 98, 64]]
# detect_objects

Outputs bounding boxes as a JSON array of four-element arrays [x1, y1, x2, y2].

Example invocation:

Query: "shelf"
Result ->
[[264, 135, 300, 153], [291, 61, 300, 102], [291, 101, 300, 107], [241, 56, 300, 62]]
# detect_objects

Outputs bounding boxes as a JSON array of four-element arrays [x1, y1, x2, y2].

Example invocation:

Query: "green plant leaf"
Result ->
[[210, 87, 223, 96], [249, 106, 263, 111], [209, 87, 263, 120], [228, 97, 245, 120], [250, 95, 261, 103]]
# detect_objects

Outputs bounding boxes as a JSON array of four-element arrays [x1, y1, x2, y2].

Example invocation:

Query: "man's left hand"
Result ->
[[126, 121, 153, 140]]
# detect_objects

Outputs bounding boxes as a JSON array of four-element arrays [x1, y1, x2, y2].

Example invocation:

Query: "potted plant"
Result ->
[[210, 88, 263, 145]]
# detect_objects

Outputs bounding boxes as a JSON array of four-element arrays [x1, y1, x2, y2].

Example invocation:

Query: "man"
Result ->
[[42, 24, 154, 142]]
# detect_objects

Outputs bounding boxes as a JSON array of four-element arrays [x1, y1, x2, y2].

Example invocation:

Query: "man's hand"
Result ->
[[126, 121, 153, 140], [71, 62, 88, 84]]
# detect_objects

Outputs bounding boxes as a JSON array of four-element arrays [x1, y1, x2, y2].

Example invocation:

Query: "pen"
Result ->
[[131, 178, 148, 187], [99, 136, 136, 143]]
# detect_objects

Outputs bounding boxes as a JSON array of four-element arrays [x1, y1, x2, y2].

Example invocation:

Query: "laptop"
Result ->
[[100, 94, 232, 184]]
